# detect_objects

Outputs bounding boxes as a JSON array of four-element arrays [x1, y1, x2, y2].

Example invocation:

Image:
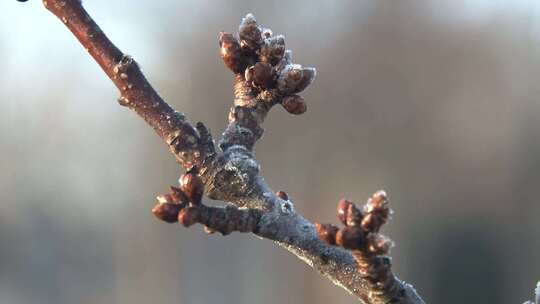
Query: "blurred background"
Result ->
[[1, 0, 539, 303]]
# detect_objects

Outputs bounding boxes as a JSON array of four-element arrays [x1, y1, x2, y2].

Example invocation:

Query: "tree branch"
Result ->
[[38, 1, 425, 302], [32, 1, 534, 303], [43, 0, 214, 170]]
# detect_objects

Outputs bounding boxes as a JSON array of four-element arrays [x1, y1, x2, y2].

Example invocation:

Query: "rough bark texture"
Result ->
[[32, 1, 538, 303]]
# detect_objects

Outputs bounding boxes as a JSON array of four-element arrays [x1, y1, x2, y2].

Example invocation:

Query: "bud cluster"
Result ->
[[151, 169, 204, 224], [316, 191, 393, 253], [151, 169, 261, 235], [315, 190, 396, 289], [219, 13, 316, 115]]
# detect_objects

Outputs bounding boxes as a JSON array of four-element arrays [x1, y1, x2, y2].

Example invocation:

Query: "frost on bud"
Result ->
[[277, 64, 316, 95], [156, 193, 175, 205], [366, 233, 394, 255], [178, 206, 199, 227], [275, 50, 293, 73], [335, 199, 363, 227], [179, 171, 204, 205], [346, 203, 363, 227], [361, 190, 391, 232], [260, 35, 285, 65], [364, 190, 389, 214], [316, 223, 339, 245], [239, 13, 262, 51], [337, 199, 353, 226], [248, 62, 274, 88], [281, 95, 307, 115], [152, 202, 182, 223], [219, 32, 246, 73], [276, 190, 289, 201], [336, 227, 365, 250], [261, 28, 273, 39]]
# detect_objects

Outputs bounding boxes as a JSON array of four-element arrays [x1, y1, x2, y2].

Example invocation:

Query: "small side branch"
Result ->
[[151, 171, 262, 235], [218, 14, 315, 151], [316, 191, 409, 303], [43, 0, 214, 169]]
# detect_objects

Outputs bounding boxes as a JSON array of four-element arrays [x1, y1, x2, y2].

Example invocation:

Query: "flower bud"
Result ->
[[364, 190, 389, 214], [179, 172, 204, 205], [281, 95, 307, 115], [361, 190, 391, 232], [219, 32, 246, 73], [238, 13, 262, 51], [251, 62, 274, 88], [276, 190, 289, 201], [170, 186, 189, 204], [337, 199, 353, 225], [346, 203, 363, 227], [315, 223, 339, 245], [277, 64, 316, 95], [361, 213, 385, 232], [366, 233, 394, 255], [275, 50, 293, 73], [152, 202, 182, 223], [178, 206, 199, 227], [335, 227, 365, 250], [260, 35, 285, 65]]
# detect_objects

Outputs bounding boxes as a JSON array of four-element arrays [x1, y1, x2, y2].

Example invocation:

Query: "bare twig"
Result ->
[[43, 0, 214, 170]]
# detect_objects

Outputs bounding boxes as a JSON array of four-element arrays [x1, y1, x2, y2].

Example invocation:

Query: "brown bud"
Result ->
[[366, 233, 394, 255], [337, 199, 353, 225], [275, 50, 293, 73], [281, 95, 307, 115], [335, 227, 365, 250], [346, 203, 363, 227], [361, 213, 385, 232], [361, 190, 391, 232], [251, 62, 275, 88], [152, 202, 182, 223], [219, 32, 246, 73], [277, 64, 316, 94], [170, 186, 189, 204], [178, 206, 199, 227], [260, 35, 285, 65], [276, 190, 289, 201], [364, 190, 389, 214], [238, 13, 262, 51], [179, 171, 204, 205], [315, 223, 339, 245]]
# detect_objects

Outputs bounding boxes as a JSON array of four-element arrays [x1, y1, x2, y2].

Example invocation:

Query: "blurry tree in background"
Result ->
[[1, 1, 540, 304]]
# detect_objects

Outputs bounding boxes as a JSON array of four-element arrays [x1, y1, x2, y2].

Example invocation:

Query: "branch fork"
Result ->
[[28, 0, 538, 303], [34, 2, 426, 302]]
